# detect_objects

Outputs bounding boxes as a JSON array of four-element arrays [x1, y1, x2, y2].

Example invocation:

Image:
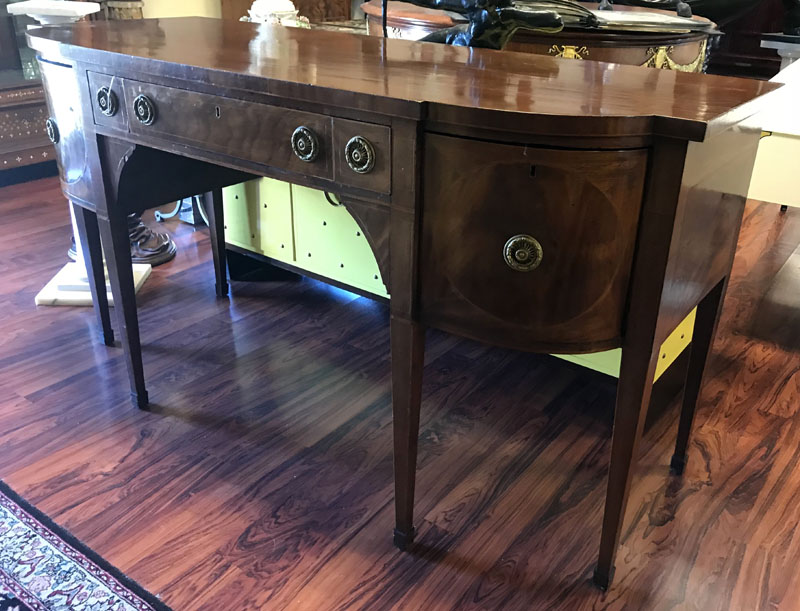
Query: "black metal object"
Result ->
[[417, 0, 569, 48], [324, 191, 342, 206], [382, 0, 602, 49], [785, 0, 800, 33], [291, 126, 320, 162], [45, 118, 58, 144], [614, 0, 761, 25], [97, 86, 119, 117], [344, 136, 376, 173], [132, 94, 156, 125]]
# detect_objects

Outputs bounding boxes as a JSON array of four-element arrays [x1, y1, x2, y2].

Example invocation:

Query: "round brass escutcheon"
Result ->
[[291, 126, 320, 162], [133, 94, 156, 126], [503, 234, 543, 272], [344, 136, 375, 174], [45, 118, 59, 144], [96, 87, 118, 117]]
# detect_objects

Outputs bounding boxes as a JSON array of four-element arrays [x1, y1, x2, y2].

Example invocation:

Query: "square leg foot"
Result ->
[[670, 453, 687, 475], [393, 527, 415, 551], [215, 282, 229, 298], [102, 329, 115, 347], [131, 390, 150, 410], [593, 566, 615, 591]]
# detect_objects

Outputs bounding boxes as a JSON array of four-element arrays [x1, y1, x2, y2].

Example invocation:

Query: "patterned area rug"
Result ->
[[0, 481, 170, 611]]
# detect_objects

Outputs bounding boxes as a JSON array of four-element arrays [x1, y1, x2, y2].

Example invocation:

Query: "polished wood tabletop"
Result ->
[[30, 17, 778, 140]]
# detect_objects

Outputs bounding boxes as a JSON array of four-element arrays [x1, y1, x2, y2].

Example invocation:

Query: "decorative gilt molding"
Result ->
[[548, 45, 589, 60], [641, 39, 707, 72]]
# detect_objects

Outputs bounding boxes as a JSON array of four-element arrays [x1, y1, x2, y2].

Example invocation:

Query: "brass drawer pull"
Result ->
[[45, 118, 59, 144], [291, 126, 320, 162], [133, 94, 156, 125], [97, 86, 118, 117], [503, 234, 543, 272], [345, 136, 375, 174]]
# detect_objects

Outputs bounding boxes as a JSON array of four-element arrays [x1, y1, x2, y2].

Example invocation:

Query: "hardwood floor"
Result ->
[[1, 176, 800, 610]]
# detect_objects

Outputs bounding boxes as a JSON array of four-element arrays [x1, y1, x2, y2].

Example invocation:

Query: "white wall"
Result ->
[[142, 0, 222, 19]]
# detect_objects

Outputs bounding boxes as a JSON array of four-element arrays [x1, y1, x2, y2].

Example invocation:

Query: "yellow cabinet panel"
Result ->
[[292, 185, 388, 297], [257, 178, 294, 260], [223, 179, 293, 259], [553, 307, 696, 380], [222, 182, 260, 252]]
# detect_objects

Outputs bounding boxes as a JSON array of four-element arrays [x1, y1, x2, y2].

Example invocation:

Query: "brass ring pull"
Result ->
[[503, 234, 543, 272], [97, 86, 118, 117], [45, 118, 59, 144], [291, 126, 320, 162], [133, 94, 156, 125], [344, 136, 375, 174]]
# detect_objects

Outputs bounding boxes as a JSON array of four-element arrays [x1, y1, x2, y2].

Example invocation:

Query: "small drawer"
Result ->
[[88, 71, 128, 131], [333, 118, 391, 194], [123, 79, 334, 180], [420, 134, 648, 352]]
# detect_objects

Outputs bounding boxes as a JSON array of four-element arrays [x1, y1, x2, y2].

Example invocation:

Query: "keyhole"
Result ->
[[530, 165, 537, 178], [215, 106, 221, 119]]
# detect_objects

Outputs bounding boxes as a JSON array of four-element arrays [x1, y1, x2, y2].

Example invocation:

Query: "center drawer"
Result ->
[[88, 75, 392, 193], [122, 79, 334, 180]]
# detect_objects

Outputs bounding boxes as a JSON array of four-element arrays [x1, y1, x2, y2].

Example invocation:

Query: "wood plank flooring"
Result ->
[[2, 176, 800, 610]]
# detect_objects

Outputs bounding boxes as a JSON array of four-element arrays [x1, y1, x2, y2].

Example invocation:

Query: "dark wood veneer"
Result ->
[[26, 17, 777, 590], [420, 134, 647, 353]]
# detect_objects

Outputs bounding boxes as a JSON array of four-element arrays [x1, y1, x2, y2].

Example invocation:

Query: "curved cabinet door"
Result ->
[[420, 134, 648, 353], [39, 61, 87, 188]]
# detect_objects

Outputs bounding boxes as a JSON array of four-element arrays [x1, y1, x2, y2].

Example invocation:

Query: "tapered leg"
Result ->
[[97, 208, 149, 409], [390, 315, 425, 550], [671, 279, 727, 475], [594, 329, 660, 590], [202, 189, 228, 297], [72, 203, 114, 346]]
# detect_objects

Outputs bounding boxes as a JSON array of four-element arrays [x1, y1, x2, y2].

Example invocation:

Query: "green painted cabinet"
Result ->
[[222, 181, 260, 252], [223, 179, 293, 259], [291, 185, 387, 297], [222, 179, 388, 297]]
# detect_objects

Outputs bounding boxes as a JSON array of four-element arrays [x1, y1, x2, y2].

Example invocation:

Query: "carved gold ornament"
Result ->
[[641, 39, 707, 72], [548, 45, 589, 60]]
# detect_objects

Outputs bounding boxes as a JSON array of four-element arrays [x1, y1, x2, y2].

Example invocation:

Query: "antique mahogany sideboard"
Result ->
[[27, 18, 777, 589]]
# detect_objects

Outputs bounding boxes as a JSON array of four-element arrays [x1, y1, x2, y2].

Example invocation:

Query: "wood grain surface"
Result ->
[[26, 18, 779, 142], [2, 177, 800, 609], [420, 134, 647, 353]]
